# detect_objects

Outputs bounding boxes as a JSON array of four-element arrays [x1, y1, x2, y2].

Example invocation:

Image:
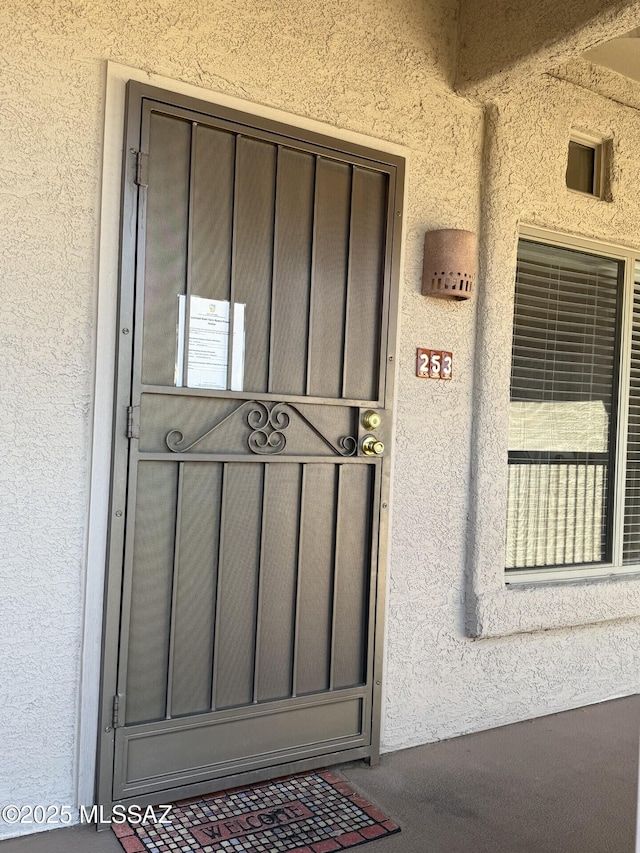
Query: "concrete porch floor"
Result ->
[[2, 696, 638, 853]]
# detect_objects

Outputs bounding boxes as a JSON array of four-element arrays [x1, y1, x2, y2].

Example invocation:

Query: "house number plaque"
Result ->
[[416, 348, 452, 380]]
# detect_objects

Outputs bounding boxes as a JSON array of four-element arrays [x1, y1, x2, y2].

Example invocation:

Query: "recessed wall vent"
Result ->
[[566, 131, 605, 198]]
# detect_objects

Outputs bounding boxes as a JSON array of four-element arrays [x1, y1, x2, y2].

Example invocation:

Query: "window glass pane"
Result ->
[[566, 141, 596, 194], [506, 240, 622, 572], [623, 263, 640, 562]]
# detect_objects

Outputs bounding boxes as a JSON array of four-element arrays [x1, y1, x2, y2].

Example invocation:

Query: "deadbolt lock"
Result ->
[[362, 435, 385, 456], [362, 410, 382, 430]]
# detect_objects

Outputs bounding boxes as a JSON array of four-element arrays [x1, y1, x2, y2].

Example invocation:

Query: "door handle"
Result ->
[[362, 435, 385, 456]]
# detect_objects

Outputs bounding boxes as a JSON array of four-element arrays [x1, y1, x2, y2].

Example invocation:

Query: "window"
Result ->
[[506, 231, 640, 582], [566, 132, 604, 198]]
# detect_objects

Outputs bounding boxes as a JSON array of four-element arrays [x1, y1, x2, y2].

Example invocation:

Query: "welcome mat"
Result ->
[[112, 770, 400, 853]]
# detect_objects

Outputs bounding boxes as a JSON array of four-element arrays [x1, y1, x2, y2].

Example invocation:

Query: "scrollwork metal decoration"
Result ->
[[337, 435, 358, 456], [165, 400, 252, 453], [247, 402, 291, 455], [165, 400, 357, 457]]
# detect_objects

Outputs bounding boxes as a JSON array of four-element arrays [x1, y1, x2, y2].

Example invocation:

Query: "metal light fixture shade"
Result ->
[[422, 228, 477, 300]]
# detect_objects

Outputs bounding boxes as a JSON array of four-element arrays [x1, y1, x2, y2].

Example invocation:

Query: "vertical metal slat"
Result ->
[[267, 148, 281, 393], [305, 158, 320, 397], [165, 462, 185, 718], [182, 123, 198, 387], [226, 136, 240, 392], [170, 463, 221, 717], [291, 463, 306, 698], [210, 462, 227, 711], [341, 167, 355, 398], [378, 169, 396, 405], [329, 465, 342, 690], [364, 461, 382, 693], [252, 464, 268, 703], [140, 112, 190, 387]]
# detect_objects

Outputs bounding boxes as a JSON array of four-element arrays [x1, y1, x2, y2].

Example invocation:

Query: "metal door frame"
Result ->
[[96, 81, 405, 814]]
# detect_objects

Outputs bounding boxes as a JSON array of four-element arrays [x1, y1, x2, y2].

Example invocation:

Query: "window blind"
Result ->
[[506, 240, 622, 572], [623, 267, 640, 562]]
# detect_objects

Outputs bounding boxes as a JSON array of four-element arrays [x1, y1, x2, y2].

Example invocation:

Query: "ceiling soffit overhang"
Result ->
[[454, 0, 640, 101]]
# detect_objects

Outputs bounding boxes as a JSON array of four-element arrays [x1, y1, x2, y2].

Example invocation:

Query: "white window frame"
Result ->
[[507, 225, 640, 585]]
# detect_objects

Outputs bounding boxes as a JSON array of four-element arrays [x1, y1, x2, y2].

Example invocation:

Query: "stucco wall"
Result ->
[[456, 0, 640, 97], [0, 18, 103, 835], [1, 0, 639, 836], [385, 67, 640, 748]]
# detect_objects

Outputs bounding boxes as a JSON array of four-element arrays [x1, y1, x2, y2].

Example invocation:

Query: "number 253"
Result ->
[[417, 349, 452, 380]]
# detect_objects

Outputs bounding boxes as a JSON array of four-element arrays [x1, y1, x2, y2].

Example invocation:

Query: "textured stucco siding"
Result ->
[[0, 34, 103, 835], [456, 0, 640, 97], [1, 0, 639, 836]]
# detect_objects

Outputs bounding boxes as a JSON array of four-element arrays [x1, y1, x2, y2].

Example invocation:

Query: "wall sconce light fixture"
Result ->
[[422, 229, 477, 301]]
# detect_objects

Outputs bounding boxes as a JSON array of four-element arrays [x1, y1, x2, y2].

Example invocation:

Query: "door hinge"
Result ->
[[135, 151, 149, 187], [112, 694, 124, 729], [125, 406, 139, 440]]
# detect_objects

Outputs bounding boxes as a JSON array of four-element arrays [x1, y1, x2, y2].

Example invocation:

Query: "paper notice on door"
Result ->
[[176, 295, 245, 391]]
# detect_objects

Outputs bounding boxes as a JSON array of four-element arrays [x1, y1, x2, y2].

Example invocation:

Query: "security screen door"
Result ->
[[98, 82, 403, 807]]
